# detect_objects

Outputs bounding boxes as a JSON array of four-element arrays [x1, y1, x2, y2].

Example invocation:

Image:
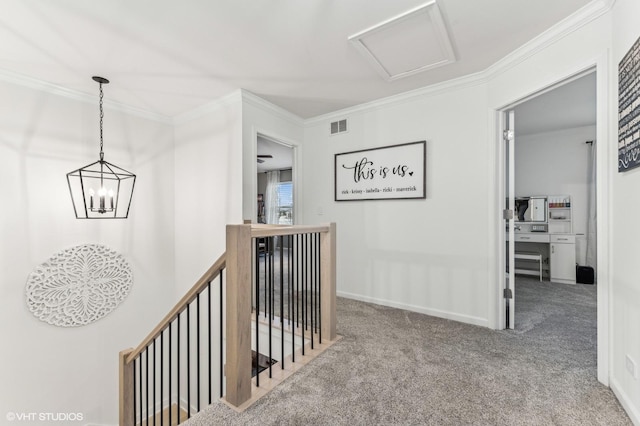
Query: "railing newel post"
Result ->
[[119, 348, 135, 426], [320, 223, 337, 341], [225, 224, 253, 407]]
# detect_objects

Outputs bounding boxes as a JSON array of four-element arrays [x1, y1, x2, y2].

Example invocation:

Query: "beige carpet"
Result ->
[[183, 279, 630, 425]]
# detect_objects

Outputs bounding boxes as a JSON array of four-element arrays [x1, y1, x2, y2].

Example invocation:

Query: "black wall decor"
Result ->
[[618, 35, 640, 172]]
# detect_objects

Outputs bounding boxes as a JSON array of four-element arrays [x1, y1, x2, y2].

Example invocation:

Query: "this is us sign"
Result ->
[[334, 141, 426, 201]]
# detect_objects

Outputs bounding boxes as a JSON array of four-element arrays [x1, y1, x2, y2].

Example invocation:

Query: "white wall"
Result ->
[[610, 0, 640, 422], [241, 91, 304, 224], [0, 81, 176, 425], [173, 93, 244, 295], [302, 83, 491, 326], [515, 126, 596, 264], [486, 4, 639, 422]]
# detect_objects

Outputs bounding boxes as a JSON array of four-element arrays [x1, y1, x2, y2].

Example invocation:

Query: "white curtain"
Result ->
[[585, 141, 597, 275], [265, 170, 280, 225]]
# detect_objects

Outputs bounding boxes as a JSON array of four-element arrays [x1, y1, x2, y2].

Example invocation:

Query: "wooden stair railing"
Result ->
[[119, 253, 226, 425], [119, 222, 337, 425]]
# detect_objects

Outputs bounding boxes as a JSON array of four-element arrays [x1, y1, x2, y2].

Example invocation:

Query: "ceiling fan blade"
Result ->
[[257, 158, 265, 163], [257, 154, 273, 158]]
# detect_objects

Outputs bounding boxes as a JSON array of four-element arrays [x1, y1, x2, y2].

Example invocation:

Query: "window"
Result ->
[[277, 182, 293, 224]]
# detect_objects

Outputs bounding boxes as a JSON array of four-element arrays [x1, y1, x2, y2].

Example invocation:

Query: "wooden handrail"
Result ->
[[125, 225, 330, 364], [126, 252, 226, 364], [250, 224, 331, 238]]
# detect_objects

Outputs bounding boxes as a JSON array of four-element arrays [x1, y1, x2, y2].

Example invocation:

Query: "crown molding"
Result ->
[[0, 69, 173, 124], [172, 89, 242, 125], [0, 0, 615, 128], [483, 0, 614, 81], [304, 0, 615, 126], [305, 69, 487, 126], [240, 90, 305, 127]]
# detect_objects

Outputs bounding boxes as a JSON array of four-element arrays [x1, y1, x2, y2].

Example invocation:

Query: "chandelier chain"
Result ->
[[99, 83, 104, 160]]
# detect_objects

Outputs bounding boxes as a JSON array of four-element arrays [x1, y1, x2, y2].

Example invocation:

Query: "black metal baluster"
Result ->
[[255, 239, 260, 387], [177, 313, 181, 425], [264, 238, 267, 319], [133, 357, 138, 426], [309, 233, 314, 350], [268, 236, 273, 378], [219, 270, 224, 398], [145, 348, 149, 426], [280, 234, 284, 369], [315, 233, 319, 335], [318, 233, 322, 344], [270, 236, 275, 321], [138, 356, 142, 426], [296, 234, 304, 355], [197, 293, 201, 413], [160, 331, 164, 426], [301, 233, 306, 356], [153, 341, 156, 426], [168, 321, 172, 425], [187, 304, 191, 419], [290, 234, 295, 363], [296, 233, 300, 328], [288, 234, 292, 327], [208, 282, 212, 405]]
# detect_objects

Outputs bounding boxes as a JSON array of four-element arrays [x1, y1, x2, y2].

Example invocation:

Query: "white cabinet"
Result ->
[[550, 234, 576, 284]]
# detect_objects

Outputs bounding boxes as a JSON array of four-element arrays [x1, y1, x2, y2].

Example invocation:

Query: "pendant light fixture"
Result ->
[[67, 76, 136, 219]]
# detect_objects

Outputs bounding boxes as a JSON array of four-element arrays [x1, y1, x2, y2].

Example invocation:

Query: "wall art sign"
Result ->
[[618, 35, 640, 172], [25, 244, 133, 327], [335, 140, 426, 201]]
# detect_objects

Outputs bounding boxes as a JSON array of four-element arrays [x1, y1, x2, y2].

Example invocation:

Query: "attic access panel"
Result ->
[[349, 1, 456, 81]]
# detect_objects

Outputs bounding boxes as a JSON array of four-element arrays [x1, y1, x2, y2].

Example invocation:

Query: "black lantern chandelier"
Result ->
[[67, 77, 136, 219]]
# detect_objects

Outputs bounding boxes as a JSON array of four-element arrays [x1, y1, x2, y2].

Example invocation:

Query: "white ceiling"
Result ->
[[0, 0, 595, 119], [514, 72, 597, 136], [257, 135, 293, 173]]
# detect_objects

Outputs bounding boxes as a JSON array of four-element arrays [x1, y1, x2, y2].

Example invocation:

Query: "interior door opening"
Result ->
[[256, 134, 295, 225], [498, 69, 600, 375]]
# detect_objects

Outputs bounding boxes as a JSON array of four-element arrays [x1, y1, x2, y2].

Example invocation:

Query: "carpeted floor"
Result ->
[[183, 277, 631, 425]]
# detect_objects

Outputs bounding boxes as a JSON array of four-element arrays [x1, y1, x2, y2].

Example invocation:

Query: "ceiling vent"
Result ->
[[330, 119, 348, 135], [348, 1, 456, 81]]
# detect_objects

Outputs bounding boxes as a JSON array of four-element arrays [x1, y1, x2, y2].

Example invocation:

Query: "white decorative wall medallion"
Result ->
[[26, 244, 133, 327]]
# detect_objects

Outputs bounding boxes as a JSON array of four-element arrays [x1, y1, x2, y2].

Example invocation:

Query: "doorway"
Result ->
[[256, 134, 295, 225], [496, 66, 609, 384]]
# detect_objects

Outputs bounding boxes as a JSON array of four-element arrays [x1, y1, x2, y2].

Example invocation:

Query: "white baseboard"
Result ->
[[337, 291, 489, 328], [610, 377, 640, 425]]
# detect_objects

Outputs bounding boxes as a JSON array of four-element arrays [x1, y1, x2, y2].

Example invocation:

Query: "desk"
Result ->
[[507, 232, 576, 284]]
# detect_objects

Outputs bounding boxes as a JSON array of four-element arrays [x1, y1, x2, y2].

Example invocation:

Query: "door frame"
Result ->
[[252, 129, 300, 225], [492, 57, 610, 385]]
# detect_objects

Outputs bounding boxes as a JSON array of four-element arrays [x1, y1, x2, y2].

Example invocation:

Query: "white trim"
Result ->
[[483, 0, 613, 81], [497, 67, 597, 111], [305, 0, 614, 125], [0, 69, 173, 124], [241, 90, 305, 127], [252, 127, 301, 225], [595, 50, 611, 387], [487, 108, 502, 330], [337, 291, 489, 328], [173, 90, 242, 125], [492, 55, 610, 385], [0, 1, 614, 128], [348, 1, 456, 81], [610, 377, 640, 425], [304, 70, 486, 125]]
